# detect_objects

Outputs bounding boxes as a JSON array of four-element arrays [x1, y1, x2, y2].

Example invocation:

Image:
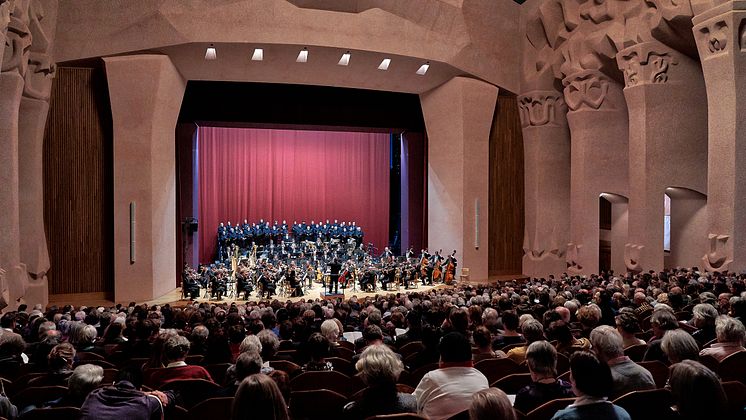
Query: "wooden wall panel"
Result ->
[[489, 95, 525, 275], [43, 67, 113, 296]]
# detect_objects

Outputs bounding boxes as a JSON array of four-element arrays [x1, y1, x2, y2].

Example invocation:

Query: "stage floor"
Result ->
[[47, 273, 526, 308]]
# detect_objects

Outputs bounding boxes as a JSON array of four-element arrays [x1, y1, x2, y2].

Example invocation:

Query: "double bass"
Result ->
[[444, 255, 456, 285]]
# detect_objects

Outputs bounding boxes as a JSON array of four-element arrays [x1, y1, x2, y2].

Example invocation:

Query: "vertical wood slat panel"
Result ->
[[43, 67, 113, 296], [489, 95, 525, 275]]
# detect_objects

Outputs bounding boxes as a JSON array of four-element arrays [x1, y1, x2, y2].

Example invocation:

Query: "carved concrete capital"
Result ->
[[562, 69, 614, 111], [692, 0, 746, 60], [702, 233, 733, 272], [624, 243, 644, 272], [518, 90, 567, 127], [616, 42, 680, 87], [1, 1, 13, 30], [566, 242, 583, 273], [2, 0, 31, 75]]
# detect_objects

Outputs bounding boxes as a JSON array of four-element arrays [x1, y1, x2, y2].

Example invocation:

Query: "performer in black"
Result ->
[[327, 257, 342, 294], [211, 273, 227, 300], [235, 268, 252, 300], [259, 268, 276, 298], [182, 265, 201, 300], [287, 264, 303, 297]]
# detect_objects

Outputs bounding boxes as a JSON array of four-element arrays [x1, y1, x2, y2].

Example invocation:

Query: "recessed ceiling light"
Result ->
[[416, 62, 430, 75], [378, 58, 391, 70], [297, 48, 308, 63], [338, 51, 351, 66], [205, 45, 217, 60], [252, 48, 264, 61]]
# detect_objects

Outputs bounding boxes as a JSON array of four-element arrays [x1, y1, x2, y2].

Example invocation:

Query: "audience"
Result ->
[[473, 325, 507, 362], [660, 329, 700, 363], [231, 373, 289, 420], [469, 388, 517, 420], [643, 309, 679, 363], [589, 325, 655, 398], [668, 360, 727, 420], [80, 367, 175, 419], [514, 340, 574, 414], [551, 351, 631, 420], [343, 344, 416, 419], [506, 319, 544, 363], [146, 335, 213, 388], [414, 332, 489, 420], [615, 311, 646, 348], [699, 315, 746, 361]]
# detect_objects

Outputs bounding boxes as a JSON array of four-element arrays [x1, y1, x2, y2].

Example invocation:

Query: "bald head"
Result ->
[[555, 306, 571, 323]]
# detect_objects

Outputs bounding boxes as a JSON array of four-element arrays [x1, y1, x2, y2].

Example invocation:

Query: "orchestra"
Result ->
[[180, 219, 459, 301]]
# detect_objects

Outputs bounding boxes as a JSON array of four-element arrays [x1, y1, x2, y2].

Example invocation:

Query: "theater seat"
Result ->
[[158, 379, 221, 409], [12, 386, 68, 411], [18, 406, 81, 420], [269, 360, 302, 377], [290, 370, 358, 397], [363, 414, 428, 420], [722, 380, 746, 418], [525, 397, 574, 420], [290, 389, 348, 420], [623, 344, 648, 362], [637, 360, 669, 388], [613, 388, 674, 419], [188, 397, 233, 420], [474, 358, 523, 384], [718, 350, 746, 384], [491, 373, 532, 394]]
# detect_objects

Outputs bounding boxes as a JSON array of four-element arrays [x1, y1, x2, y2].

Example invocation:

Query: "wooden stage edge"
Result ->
[[48, 273, 528, 309]]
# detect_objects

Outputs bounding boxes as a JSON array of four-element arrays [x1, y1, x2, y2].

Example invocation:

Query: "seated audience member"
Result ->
[[75, 324, 103, 355], [700, 315, 746, 361], [576, 304, 602, 338], [514, 341, 574, 414], [216, 350, 263, 397], [668, 360, 727, 420], [257, 329, 285, 362], [469, 388, 517, 420], [546, 320, 591, 357], [643, 309, 679, 363], [147, 335, 214, 388], [189, 325, 209, 355], [473, 326, 507, 363], [506, 319, 545, 364], [690, 303, 718, 346], [301, 332, 333, 372], [590, 325, 655, 398], [231, 373, 289, 420], [26, 321, 60, 367], [268, 370, 291, 404], [414, 332, 489, 420], [320, 318, 341, 346], [80, 367, 175, 420], [615, 311, 646, 348], [661, 329, 700, 363], [0, 332, 26, 377], [344, 345, 416, 419], [551, 351, 631, 420], [43, 342, 76, 385], [492, 311, 525, 350], [46, 364, 104, 408]]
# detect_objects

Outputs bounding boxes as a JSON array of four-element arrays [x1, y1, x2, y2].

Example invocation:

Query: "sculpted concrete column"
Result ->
[[0, 0, 31, 309], [693, 1, 746, 272], [104, 54, 185, 302], [615, 40, 708, 272], [0, 1, 11, 66], [420, 76, 498, 281], [18, 0, 57, 308], [518, 90, 571, 278], [564, 72, 629, 275]]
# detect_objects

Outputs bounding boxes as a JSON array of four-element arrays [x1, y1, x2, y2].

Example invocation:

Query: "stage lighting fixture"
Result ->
[[378, 58, 391, 70], [416, 62, 430, 75], [252, 48, 264, 61], [205, 45, 217, 60], [297, 48, 308, 63], [338, 51, 351, 66]]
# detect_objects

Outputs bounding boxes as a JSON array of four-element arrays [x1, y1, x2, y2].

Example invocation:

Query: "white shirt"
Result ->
[[413, 367, 489, 420]]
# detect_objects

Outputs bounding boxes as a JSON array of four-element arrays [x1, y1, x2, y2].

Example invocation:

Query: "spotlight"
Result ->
[[296, 47, 308, 63], [251, 48, 264, 61], [205, 44, 217, 60], [416, 62, 430, 75], [338, 51, 351, 66], [378, 58, 391, 70]]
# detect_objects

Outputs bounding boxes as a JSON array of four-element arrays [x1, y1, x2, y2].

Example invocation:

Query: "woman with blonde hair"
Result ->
[[469, 388, 517, 420], [231, 373, 289, 420], [343, 344, 416, 419]]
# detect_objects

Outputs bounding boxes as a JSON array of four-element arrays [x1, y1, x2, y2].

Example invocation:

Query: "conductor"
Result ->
[[328, 257, 342, 294]]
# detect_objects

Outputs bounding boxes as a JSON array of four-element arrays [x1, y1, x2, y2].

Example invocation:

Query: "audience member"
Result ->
[[514, 340, 574, 414], [344, 344, 416, 419], [146, 335, 213, 388], [699, 315, 746, 361], [661, 329, 700, 363], [668, 360, 727, 420], [473, 326, 506, 362], [551, 351, 631, 420], [589, 325, 655, 398], [80, 367, 175, 420], [469, 388, 517, 420], [506, 319, 544, 364], [414, 332, 488, 420], [615, 311, 646, 348], [231, 374, 289, 420]]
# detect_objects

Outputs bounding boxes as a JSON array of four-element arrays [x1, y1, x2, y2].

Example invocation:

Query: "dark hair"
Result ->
[[438, 332, 472, 363], [502, 311, 519, 331], [473, 326, 492, 348], [231, 374, 289, 420], [569, 351, 613, 398], [546, 320, 573, 344], [363, 325, 383, 342], [235, 351, 263, 381], [307, 333, 330, 361], [449, 308, 469, 333]]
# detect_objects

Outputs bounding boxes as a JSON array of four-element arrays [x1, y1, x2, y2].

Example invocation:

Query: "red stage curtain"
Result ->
[[198, 126, 390, 262]]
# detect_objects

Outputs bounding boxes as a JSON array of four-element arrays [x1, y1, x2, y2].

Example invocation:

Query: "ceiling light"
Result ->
[[205, 45, 217, 60], [338, 51, 351, 66], [296, 48, 308, 63], [378, 58, 391, 70], [251, 48, 264, 61], [416, 62, 430, 75]]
